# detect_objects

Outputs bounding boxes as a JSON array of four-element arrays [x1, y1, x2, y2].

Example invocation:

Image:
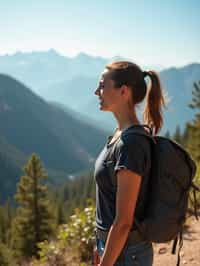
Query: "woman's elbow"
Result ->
[[113, 217, 133, 231]]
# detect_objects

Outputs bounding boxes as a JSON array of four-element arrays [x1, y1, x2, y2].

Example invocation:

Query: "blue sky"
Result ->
[[0, 0, 199, 67]]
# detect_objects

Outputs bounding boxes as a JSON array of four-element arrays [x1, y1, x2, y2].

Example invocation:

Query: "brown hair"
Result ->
[[106, 61, 165, 135]]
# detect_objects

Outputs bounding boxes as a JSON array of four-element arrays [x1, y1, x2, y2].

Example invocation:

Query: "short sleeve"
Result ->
[[114, 135, 150, 177]]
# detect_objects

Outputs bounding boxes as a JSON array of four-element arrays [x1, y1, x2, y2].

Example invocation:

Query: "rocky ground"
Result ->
[[26, 216, 199, 266], [153, 216, 200, 266]]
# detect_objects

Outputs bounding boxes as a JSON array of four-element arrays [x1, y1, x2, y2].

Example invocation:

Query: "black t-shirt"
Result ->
[[94, 125, 151, 231]]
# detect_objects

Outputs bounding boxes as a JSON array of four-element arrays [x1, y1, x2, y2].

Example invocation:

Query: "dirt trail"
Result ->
[[153, 217, 200, 265]]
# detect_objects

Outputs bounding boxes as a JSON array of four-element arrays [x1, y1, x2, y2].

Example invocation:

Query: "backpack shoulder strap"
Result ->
[[122, 124, 156, 236], [122, 124, 156, 144]]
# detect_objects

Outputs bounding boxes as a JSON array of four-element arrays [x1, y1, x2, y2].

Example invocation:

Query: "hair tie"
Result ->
[[143, 71, 148, 78]]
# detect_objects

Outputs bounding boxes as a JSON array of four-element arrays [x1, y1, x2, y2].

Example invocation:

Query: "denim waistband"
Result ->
[[95, 227, 146, 245]]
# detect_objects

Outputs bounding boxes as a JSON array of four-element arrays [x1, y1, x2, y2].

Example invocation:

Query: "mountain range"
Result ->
[[0, 50, 199, 133], [0, 50, 108, 91]]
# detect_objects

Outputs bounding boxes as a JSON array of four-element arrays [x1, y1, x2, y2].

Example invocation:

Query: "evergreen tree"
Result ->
[[11, 154, 55, 258], [58, 173, 95, 222], [0, 200, 14, 247], [187, 81, 200, 162], [56, 199, 66, 225], [4, 200, 14, 246], [173, 125, 182, 144], [182, 123, 190, 148], [0, 206, 7, 244], [186, 81, 200, 207], [0, 242, 12, 266], [164, 130, 171, 139]]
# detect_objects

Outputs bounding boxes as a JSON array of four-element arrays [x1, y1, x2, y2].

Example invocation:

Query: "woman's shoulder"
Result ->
[[119, 126, 151, 148], [113, 132, 151, 159], [113, 127, 152, 175]]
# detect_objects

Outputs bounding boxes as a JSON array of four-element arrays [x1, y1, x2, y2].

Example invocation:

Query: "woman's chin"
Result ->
[[99, 106, 109, 112], [99, 103, 105, 110], [99, 103, 110, 111], [99, 106, 105, 111], [99, 103, 104, 110]]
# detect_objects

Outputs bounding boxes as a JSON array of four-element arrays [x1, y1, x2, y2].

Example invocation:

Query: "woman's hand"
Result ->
[[93, 245, 100, 266]]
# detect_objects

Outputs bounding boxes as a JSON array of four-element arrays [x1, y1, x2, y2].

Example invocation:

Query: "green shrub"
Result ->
[[58, 199, 96, 262], [0, 242, 14, 266], [35, 199, 96, 265]]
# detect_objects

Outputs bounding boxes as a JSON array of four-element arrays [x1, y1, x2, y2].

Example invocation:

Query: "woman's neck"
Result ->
[[113, 109, 140, 131]]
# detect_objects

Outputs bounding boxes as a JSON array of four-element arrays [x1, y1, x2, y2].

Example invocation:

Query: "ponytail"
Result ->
[[143, 71, 166, 135]]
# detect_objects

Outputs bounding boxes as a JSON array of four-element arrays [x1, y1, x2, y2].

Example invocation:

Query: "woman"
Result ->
[[93, 61, 165, 266]]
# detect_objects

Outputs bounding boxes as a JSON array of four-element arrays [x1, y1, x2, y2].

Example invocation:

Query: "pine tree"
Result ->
[[164, 130, 171, 139], [56, 199, 66, 225], [186, 81, 200, 208], [173, 125, 182, 144], [0, 207, 7, 244], [182, 124, 190, 148], [11, 154, 55, 258], [187, 81, 200, 162], [0, 201, 14, 249], [0, 242, 12, 266]]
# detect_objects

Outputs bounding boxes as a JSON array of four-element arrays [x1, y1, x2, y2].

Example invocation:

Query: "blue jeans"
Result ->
[[96, 239, 153, 266]]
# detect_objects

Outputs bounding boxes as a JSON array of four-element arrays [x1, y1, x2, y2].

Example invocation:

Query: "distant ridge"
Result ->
[[0, 51, 199, 133]]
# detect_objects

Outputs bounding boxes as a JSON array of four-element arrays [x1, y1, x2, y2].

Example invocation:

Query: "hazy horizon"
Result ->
[[0, 48, 199, 70]]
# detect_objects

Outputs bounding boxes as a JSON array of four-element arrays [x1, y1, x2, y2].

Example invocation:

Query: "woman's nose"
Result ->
[[94, 87, 100, 96]]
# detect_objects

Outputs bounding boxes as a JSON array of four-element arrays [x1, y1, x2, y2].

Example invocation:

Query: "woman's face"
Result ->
[[94, 69, 124, 112]]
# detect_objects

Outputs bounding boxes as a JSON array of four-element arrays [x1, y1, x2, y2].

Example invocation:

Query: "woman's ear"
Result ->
[[120, 85, 131, 99]]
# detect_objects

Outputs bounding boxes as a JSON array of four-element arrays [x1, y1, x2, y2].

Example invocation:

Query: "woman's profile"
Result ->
[[93, 61, 165, 266]]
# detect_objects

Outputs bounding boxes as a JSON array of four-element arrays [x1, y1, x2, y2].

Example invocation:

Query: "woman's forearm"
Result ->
[[99, 221, 132, 266]]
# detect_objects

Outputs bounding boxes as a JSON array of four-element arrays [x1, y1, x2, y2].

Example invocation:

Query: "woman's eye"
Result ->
[[98, 83, 104, 89]]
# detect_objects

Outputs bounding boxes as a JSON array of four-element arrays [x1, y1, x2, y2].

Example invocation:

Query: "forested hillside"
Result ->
[[0, 74, 108, 201]]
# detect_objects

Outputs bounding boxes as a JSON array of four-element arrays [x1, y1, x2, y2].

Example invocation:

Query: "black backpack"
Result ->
[[128, 125, 199, 266]]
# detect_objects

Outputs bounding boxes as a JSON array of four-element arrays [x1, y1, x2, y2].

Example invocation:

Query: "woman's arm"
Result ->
[[99, 168, 142, 266]]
